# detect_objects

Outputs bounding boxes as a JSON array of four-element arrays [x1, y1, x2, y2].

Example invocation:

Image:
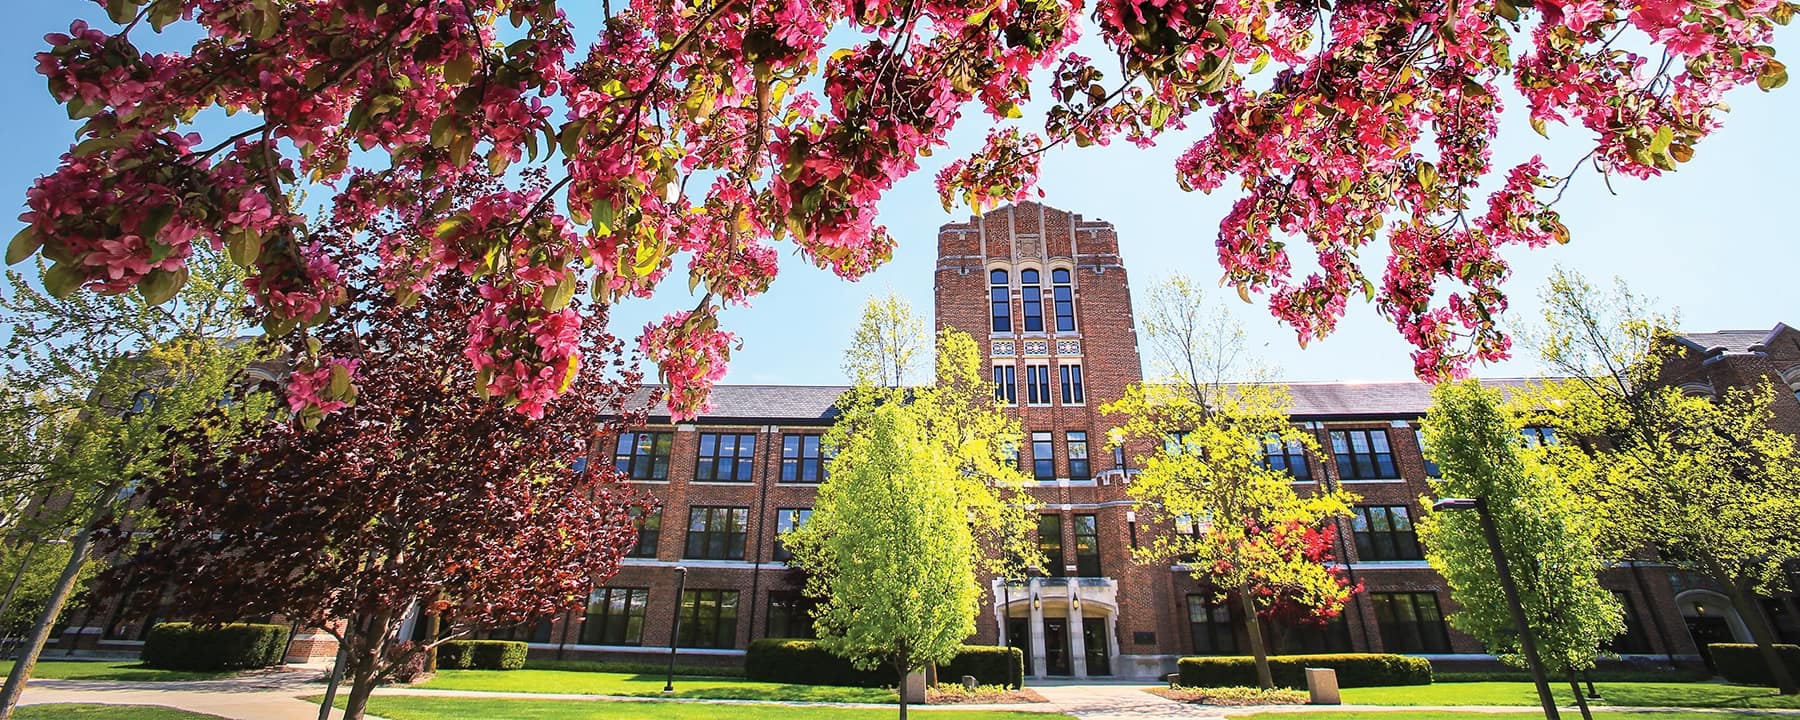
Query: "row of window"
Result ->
[[487, 587, 822, 649], [613, 431, 829, 484], [628, 506, 812, 562], [994, 362, 1084, 406], [1036, 514, 1103, 577], [1186, 591, 1452, 655], [1026, 431, 1092, 480], [991, 268, 1077, 334]]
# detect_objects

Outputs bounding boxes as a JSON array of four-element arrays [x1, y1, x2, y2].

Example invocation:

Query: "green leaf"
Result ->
[[1649, 125, 1674, 154], [140, 204, 177, 242], [1758, 59, 1788, 90], [1495, 0, 1520, 22], [107, 0, 138, 24], [42, 262, 84, 299], [328, 363, 352, 397], [444, 53, 478, 85], [6, 227, 42, 266], [631, 242, 660, 278], [138, 267, 187, 305], [543, 274, 576, 311], [227, 229, 264, 267], [591, 197, 616, 236], [1417, 162, 1440, 192]]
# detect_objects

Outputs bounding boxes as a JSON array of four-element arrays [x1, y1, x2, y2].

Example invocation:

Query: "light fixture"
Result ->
[[1071, 596, 1081, 612], [1032, 593, 1041, 611], [1694, 603, 1707, 617]]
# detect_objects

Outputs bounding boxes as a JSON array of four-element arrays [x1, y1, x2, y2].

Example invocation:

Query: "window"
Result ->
[[1067, 432, 1090, 481], [1279, 616, 1354, 653], [990, 269, 1011, 332], [627, 507, 662, 558], [1415, 429, 1440, 477], [581, 587, 648, 645], [1025, 365, 1051, 405], [1372, 592, 1452, 653], [615, 432, 673, 481], [1020, 269, 1044, 332], [994, 365, 1017, 405], [1059, 363, 1084, 404], [1330, 429, 1397, 479], [1519, 426, 1558, 448], [1038, 514, 1064, 577], [678, 589, 739, 648], [1260, 434, 1311, 480], [1031, 432, 1055, 480], [684, 506, 748, 560], [1607, 591, 1653, 654], [781, 434, 827, 483], [696, 433, 757, 482], [1187, 596, 1237, 654], [485, 617, 553, 643], [1112, 444, 1126, 471], [1353, 506, 1422, 561], [773, 508, 811, 562], [1051, 268, 1076, 332], [1073, 514, 1101, 577], [766, 592, 817, 639]]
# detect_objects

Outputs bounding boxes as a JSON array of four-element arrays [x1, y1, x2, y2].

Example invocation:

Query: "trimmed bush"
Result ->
[[141, 622, 289, 671], [745, 640, 1026, 688], [1709, 643, 1800, 687], [1177, 653, 1431, 689], [436, 640, 528, 670]]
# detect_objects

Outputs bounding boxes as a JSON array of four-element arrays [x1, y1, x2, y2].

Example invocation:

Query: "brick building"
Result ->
[[57, 202, 1800, 678]]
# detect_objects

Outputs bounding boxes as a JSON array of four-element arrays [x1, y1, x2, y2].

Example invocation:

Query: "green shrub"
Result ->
[[1177, 653, 1431, 689], [140, 622, 289, 671], [744, 640, 1025, 688], [1709, 643, 1800, 687], [436, 640, 528, 670]]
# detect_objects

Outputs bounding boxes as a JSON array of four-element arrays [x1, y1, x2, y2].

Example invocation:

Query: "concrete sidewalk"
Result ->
[[20, 669, 355, 720]]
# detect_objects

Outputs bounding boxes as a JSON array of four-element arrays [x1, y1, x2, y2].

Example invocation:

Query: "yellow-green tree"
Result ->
[[1521, 267, 1800, 694], [1418, 380, 1623, 709], [1104, 275, 1355, 690], [841, 290, 928, 388]]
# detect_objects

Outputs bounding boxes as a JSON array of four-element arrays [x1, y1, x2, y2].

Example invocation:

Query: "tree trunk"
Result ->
[[1239, 585, 1275, 690], [896, 649, 909, 720], [316, 636, 348, 720], [1567, 670, 1593, 720], [339, 611, 393, 720], [420, 605, 441, 674], [0, 483, 116, 720], [1715, 568, 1797, 694], [0, 541, 44, 635]]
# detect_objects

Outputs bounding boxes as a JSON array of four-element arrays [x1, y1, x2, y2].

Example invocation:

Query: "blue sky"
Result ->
[[5, 8, 1796, 386]]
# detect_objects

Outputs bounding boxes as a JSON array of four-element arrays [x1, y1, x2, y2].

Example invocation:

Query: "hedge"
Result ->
[[1709, 643, 1800, 687], [1177, 653, 1432, 689], [436, 640, 528, 670], [141, 622, 289, 671], [745, 640, 1025, 689]]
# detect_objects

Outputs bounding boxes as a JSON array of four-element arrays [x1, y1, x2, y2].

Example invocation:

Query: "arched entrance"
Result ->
[[993, 578, 1119, 678], [1676, 589, 1750, 666]]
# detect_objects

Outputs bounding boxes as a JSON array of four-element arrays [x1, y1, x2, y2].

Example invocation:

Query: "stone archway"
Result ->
[[1676, 589, 1751, 666]]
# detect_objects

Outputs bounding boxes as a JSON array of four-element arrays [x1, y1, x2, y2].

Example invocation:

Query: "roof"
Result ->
[[636, 385, 851, 424], [1280, 378, 1539, 419], [1676, 325, 1791, 354]]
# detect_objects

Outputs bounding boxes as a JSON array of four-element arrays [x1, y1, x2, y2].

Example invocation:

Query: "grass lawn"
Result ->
[[0, 661, 234, 682], [418, 668, 896, 703], [350, 696, 1064, 719], [1339, 681, 1800, 709], [1240, 713, 1782, 720], [15, 705, 224, 719]]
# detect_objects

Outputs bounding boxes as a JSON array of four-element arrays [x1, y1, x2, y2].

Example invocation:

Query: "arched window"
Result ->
[[990, 269, 1011, 332], [1051, 268, 1075, 332], [1020, 269, 1043, 332]]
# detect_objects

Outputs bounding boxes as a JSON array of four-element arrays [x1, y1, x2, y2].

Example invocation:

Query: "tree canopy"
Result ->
[[13, 0, 1792, 421]]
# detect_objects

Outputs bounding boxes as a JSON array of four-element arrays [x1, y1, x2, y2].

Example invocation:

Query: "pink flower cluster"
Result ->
[[639, 311, 737, 423], [285, 357, 360, 418]]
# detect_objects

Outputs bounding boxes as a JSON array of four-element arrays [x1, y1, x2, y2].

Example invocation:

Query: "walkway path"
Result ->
[[19, 673, 1800, 719]]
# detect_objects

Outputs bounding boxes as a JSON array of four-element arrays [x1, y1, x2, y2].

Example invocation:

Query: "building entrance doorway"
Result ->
[[1006, 618, 1031, 668], [1044, 618, 1072, 676], [1082, 618, 1111, 676]]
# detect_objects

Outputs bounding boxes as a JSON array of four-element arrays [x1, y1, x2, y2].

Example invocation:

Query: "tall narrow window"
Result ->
[[627, 507, 661, 558], [614, 432, 673, 481], [684, 506, 748, 560], [1073, 514, 1101, 577], [1025, 365, 1052, 405], [677, 589, 739, 648], [1031, 432, 1055, 480], [773, 507, 811, 562], [990, 269, 1011, 333], [1330, 429, 1397, 479], [1187, 596, 1237, 654], [1352, 506, 1422, 561], [1259, 434, 1311, 480], [581, 587, 648, 645], [696, 433, 757, 482], [1020, 269, 1044, 332], [1059, 363, 1084, 404], [1067, 432, 1090, 480], [1371, 592, 1452, 652], [766, 592, 817, 639], [1038, 514, 1064, 577], [1051, 268, 1076, 332], [1415, 428, 1440, 477], [781, 434, 826, 483], [994, 365, 1017, 405], [1112, 445, 1126, 471]]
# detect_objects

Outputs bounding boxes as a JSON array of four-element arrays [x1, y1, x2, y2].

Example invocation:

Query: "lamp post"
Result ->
[[663, 566, 688, 694], [1432, 497, 1561, 720]]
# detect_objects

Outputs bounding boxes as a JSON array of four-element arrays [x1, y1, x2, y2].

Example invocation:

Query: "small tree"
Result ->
[[842, 291, 928, 388], [1524, 268, 1800, 694], [1418, 380, 1624, 718], [1105, 275, 1355, 689]]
